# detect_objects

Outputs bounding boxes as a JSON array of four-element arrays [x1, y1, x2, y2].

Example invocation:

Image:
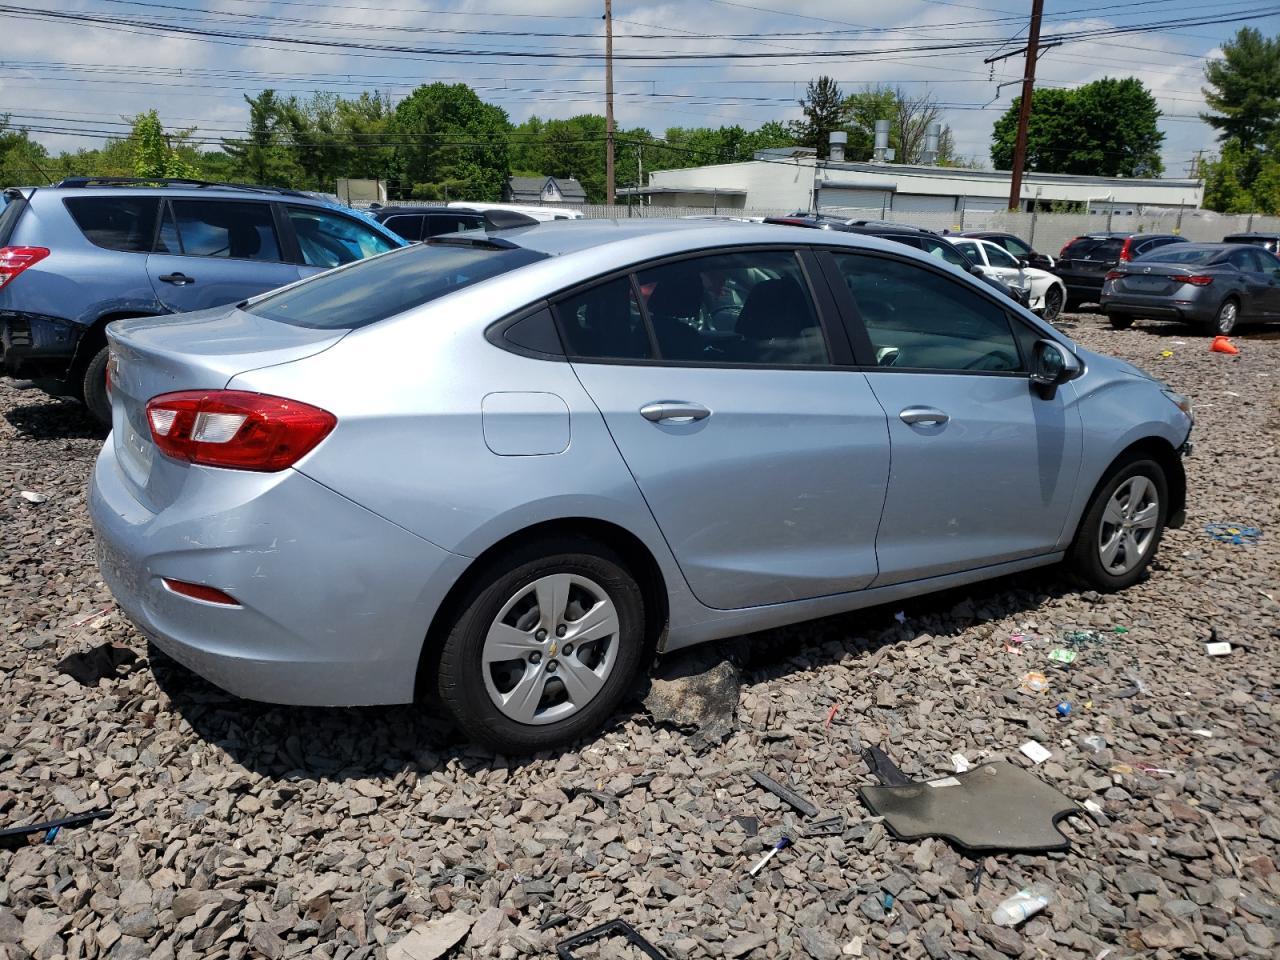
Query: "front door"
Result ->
[[826, 249, 1083, 585], [555, 249, 891, 611], [146, 199, 299, 313]]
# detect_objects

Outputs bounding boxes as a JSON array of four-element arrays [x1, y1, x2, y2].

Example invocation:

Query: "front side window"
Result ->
[[64, 197, 160, 253], [832, 252, 1021, 373], [997, 235, 1033, 257], [287, 205, 397, 268], [985, 244, 1021, 269], [382, 215, 423, 242], [918, 237, 968, 268], [553, 276, 651, 361], [171, 200, 281, 261], [635, 250, 829, 365]]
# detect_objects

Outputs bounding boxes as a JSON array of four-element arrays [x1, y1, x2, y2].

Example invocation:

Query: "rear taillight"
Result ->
[[1059, 237, 1081, 258], [1105, 270, 1125, 281], [1171, 274, 1214, 286], [145, 390, 336, 471], [1118, 238, 1135, 261], [0, 246, 50, 290]]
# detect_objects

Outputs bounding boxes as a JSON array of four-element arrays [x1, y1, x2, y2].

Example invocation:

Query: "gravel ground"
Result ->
[[1, 314, 1277, 960]]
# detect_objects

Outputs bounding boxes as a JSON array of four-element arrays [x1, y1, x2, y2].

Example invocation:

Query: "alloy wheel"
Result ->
[[1216, 300, 1238, 335], [1042, 286, 1064, 322], [1097, 475, 1160, 575], [481, 573, 620, 725]]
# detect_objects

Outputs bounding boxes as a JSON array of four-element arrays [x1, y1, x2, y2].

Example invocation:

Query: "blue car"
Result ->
[[0, 177, 405, 424]]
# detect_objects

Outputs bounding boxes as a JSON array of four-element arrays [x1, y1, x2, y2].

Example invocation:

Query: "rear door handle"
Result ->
[[899, 406, 949, 426], [640, 401, 711, 424], [158, 273, 194, 285]]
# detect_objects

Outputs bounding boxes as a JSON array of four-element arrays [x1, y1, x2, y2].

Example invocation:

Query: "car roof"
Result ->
[[1224, 232, 1280, 239], [373, 205, 474, 216]]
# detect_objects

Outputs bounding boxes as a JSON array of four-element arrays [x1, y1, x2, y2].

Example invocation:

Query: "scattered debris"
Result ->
[[1210, 335, 1239, 355], [748, 835, 792, 877], [642, 646, 739, 748], [1191, 729, 1214, 738], [1048, 648, 1077, 665], [881, 892, 895, 913], [1115, 668, 1147, 699], [732, 815, 759, 837], [1205, 641, 1232, 656], [388, 914, 475, 960], [1020, 671, 1049, 694], [951, 753, 971, 773], [1055, 702, 1072, 718], [825, 703, 839, 729], [1204, 522, 1261, 545], [969, 861, 985, 892], [0, 808, 112, 851], [538, 902, 590, 932], [56, 643, 139, 686], [749, 771, 819, 817], [893, 610, 907, 624], [1079, 735, 1107, 754], [991, 884, 1053, 927], [1019, 741, 1052, 765], [861, 746, 912, 787], [860, 750, 1077, 852], [556, 920, 667, 960], [18, 490, 47, 503], [803, 816, 846, 837], [1158, 349, 1174, 359], [1083, 799, 1105, 816]]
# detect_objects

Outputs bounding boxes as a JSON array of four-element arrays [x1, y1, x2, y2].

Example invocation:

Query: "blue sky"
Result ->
[[2, 0, 1271, 176]]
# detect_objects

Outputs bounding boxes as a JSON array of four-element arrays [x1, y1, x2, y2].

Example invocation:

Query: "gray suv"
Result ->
[[0, 178, 404, 424]]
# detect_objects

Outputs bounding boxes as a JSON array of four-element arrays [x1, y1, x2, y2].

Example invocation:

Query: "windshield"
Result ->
[[1133, 246, 1221, 265], [248, 241, 549, 329]]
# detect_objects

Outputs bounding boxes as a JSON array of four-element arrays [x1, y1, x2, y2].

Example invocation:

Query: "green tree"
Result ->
[[130, 110, 198, 179], [222, 90, 299, 186], [991, 77, 1163, 177], [1202, 135, 1280, 214], [393, 83, 510, 200], [1202, 27, 1280, 152], [1, 117, 57, 184], [789, 76, 845, 158]]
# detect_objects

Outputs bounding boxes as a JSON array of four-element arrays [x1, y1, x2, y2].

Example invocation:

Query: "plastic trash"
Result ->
[[1079, 735, 1107, 754], [1055, 702, 1071, 718], [1205, 641, 1232, 656], [991, 884, 1053, 927], [1020, 671, 1049, 694], [19, 491, 46, 504], [1048, 648, 1077, 665], [1019, 740, 1052, 764]]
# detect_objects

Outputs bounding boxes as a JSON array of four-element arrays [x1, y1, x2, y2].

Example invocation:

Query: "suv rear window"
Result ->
[[64, 197, 160, 252], [1062, 237, 1123, 260], [248, 240, 548, 329]]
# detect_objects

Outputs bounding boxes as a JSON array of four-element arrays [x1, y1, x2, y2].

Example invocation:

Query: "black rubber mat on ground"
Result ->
[[858, 760, 1078, 852]]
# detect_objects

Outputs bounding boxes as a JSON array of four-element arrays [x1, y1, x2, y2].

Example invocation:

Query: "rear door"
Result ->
[[825, 249, 1082, 584], [146, 199, 300, 313], [558, 246, 891, 610], [1228, 247, 1280, 318]]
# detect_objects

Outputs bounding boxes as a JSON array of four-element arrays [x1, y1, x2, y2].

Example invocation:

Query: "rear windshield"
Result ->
[[248, 240, 549, 329], [1133, 246, 1221, 265], [1063, 237, 1123, 260]]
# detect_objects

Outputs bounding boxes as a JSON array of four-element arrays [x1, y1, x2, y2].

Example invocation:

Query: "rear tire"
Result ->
[[1067, 456, 1168, 591], [82, 346, 112, 428], [1108, 314, 1135, 330], [1212, 298, 1239, 336], [1040, 285, 1064, 322], [1064, 298, 1082, 314], [436, 537, 646, 752]]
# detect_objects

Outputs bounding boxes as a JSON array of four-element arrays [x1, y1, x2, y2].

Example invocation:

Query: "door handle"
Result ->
[[640, 401, 711, 424], [899, 406, 949, 426], [158, 273, 194, 285]]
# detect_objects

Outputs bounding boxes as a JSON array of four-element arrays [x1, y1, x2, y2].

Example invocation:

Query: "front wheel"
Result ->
[[435, 538, 646, 752], [82, 346, 112, 428], [1040, 285, 1064, 323], [1067, 458, 1168, 591]]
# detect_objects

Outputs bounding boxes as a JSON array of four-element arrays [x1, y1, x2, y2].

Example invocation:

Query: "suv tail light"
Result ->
[[146, 390, 336, 471], [1118, 237, 1136, 261], [1059, 237, 1081, 258], [1171, 274, 1213, 286], [0, 246, 50, 290]]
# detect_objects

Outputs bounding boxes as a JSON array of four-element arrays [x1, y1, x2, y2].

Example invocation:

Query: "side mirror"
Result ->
[[1017, 255, 1031, 266], [969, 264, 985, 276], [1030, 339, 1080, 398]]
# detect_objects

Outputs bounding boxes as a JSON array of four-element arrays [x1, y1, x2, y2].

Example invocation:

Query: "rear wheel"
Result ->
[[1067, 457, 1168, 591], [1108, 314, 1135, 330], [82, 346, 112, 428], [436, 538, 645, 752], [1213, 298, 1239, 335], [1040, 285, 1064, 322], [1064, 297, 1082, 314]]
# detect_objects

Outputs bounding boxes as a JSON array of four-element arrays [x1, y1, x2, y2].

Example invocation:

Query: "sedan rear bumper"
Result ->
[[89, 439, 469, 706], [1101, 295, 1216, 325]]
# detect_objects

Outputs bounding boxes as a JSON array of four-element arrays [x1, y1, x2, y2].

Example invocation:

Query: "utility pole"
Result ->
[[1007, 0, 1043, 211], [604, 0, 616, 206]]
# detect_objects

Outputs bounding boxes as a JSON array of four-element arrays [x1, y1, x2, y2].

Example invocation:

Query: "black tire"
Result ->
[[1064, 298, 1082, 314], [1067, 456, 1169, 591], [436, 537, 646, 752], [82, 346, 112, 428], [1108, 314, 1135, 330], [1041, 285, 1064, 323], [1212, 298, 1239, 336]]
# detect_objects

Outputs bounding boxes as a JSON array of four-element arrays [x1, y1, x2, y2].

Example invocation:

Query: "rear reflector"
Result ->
[[146, 390, 336, 471], [161, 578, 240, 606], [0, 246, 50, 290]]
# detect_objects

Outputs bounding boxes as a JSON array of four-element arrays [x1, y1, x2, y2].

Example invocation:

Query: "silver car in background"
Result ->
[[90, 219, 1193, 750]]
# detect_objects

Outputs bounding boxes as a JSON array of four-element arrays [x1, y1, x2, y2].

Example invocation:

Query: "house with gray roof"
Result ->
[[503, 176, 587, 206]]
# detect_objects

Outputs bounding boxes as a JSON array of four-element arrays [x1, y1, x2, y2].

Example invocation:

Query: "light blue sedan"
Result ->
[[90, 218, 1193, 750]]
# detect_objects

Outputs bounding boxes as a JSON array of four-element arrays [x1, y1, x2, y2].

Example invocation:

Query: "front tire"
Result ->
[[436, 537, 646, 752], [82, 346, 112, 428], [1067, 457, 1168, 591], [1040, 285, 1064, 323]]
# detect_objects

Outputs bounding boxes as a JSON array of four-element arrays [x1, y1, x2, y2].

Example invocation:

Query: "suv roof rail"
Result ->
[[54, 176, 312, 198]]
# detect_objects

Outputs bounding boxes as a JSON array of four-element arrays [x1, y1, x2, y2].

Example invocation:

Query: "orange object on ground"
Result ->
[[1211, 336, 1239, 355]]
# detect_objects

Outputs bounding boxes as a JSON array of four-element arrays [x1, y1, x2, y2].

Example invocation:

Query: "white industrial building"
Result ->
[[619, 147, 1203, 217]]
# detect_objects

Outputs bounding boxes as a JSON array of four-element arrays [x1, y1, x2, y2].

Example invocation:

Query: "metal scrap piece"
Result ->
[[556, 920, 667, 959], [749, 771, 819, 817]]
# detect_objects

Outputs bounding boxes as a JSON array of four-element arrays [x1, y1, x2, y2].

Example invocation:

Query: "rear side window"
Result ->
[[248, 241, 548, 329], [1134, 236, 1182, 257], [833, 252, 1021, 373], [382, 215, 423, 242], [171, 200, 281, 261], [554, 276, 652, 360], [425, 213, 483, 237], [951, 240, 983, 264], [919, 237, 968, 267], [1136, 246, 1219, 265], [64, 197, 160, 252], [1063, 237, 1123, 260]]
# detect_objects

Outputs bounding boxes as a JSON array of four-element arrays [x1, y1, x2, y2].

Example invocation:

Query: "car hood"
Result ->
[[1075, 345, 1160, 384]]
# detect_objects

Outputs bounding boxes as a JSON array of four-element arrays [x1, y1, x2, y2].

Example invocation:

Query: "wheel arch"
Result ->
[[68, 309, 165, 383], [1074, 436, 1187, 546], [413, 517, 670, 702]]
